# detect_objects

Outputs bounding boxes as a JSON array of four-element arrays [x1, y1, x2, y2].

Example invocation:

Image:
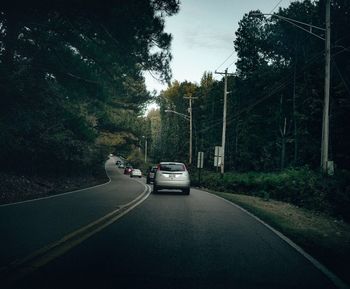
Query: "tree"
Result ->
[[0, 0, 180, 174]]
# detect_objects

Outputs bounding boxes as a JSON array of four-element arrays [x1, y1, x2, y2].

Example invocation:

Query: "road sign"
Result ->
[[214, 146, 222, 167], [197, 152, 204, 169]]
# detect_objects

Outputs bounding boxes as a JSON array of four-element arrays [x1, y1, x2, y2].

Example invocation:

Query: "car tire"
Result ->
[[130, 175, 133, 178], [183, 188, 190, 195], [153, 184, 158, 194]]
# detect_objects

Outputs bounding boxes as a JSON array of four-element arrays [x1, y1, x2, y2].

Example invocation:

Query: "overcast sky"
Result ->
[[145, 0, 294, 95]]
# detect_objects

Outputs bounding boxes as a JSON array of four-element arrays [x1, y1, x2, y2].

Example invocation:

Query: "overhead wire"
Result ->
[[213, 0, 283, 74], [195, 47, 328, 134], [269, 0, 284, 14], [214, 50, 235, 72], [333, 58, 350, 98]]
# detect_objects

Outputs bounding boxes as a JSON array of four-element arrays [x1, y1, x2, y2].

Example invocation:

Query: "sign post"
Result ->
[[197, 151, 204, 186]]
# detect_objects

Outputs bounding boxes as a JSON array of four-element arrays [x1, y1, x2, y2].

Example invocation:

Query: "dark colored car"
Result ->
[[146, 166, 158, 184], [124, 166, 133, 175]]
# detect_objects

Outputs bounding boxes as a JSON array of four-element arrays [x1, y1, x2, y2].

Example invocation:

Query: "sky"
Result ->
[[145, 0, 294, 98]]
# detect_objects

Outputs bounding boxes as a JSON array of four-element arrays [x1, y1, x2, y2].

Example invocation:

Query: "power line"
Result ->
[[195, 41, 350, 135], [333, 60, 350, 98], [195, 49, 328, 134], [215, 50, 235, 72], [227, 59, 236, 70], [269, 0, 284, 14]]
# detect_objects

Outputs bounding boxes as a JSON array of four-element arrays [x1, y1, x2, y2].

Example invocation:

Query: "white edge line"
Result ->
[[5, 183, 150, 270], [0, 160, 114, 208], [199, 189, 349, 289], [3, 183, 152, 283]]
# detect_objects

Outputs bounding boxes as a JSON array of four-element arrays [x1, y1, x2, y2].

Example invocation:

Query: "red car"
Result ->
[[124, 166, 133, 175]]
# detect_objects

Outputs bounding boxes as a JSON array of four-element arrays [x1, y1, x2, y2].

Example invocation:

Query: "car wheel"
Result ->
[[153, 184, 158, 194], [130, 175, 133, 178], [183, 188, 190, 195]]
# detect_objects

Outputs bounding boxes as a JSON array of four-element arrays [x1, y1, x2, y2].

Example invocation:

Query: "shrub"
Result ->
[[191, 168, 350, 222]]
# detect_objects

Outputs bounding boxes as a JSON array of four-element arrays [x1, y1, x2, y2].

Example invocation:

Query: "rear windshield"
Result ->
[[159, 164, 186, 172]]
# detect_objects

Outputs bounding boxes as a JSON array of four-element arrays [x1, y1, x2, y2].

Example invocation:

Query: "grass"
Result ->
[[207, 190, 350, 286]]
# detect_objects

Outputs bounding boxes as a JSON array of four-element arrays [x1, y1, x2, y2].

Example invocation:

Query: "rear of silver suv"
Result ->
[[153, 162, 190, 195]]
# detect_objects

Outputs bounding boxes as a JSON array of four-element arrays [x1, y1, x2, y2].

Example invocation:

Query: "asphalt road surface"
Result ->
[[1, 158, 339, 289]]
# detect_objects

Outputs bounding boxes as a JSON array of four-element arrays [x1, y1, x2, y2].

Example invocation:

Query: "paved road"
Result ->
[[0, 157, 145, 269], [1, 158, 339, 288]]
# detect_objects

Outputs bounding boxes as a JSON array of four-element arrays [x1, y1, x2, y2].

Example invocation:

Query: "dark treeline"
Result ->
[[154, 0, 350, 173], [0, 0, 179, 175]]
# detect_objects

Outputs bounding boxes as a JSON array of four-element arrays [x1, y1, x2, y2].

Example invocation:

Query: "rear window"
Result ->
[[159, 164, 186, 172]]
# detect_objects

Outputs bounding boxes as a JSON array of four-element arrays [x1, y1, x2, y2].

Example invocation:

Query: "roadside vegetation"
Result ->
[[1, 1, 349, 283], [0, 1, 179, 197], [146, 2, 350, 283], [188, 166, 350, 285], [191, 168, 350, 222]]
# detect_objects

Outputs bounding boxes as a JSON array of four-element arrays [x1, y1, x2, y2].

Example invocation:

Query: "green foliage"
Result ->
[[154, 81, 198, 164], [0, 0, 179, 175], [155, 0, 350, 172], [193, 168, 350, 221]]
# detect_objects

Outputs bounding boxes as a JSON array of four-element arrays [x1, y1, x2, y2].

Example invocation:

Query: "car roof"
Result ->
[[159, 162, 185, 165]]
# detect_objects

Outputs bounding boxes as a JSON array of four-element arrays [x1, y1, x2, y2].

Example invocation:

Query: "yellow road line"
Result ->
[[2, 185, 151, 287]]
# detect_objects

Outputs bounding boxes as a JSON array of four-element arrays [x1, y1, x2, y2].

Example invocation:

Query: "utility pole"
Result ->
[[184, 94, 198, 165], [145, 138, 148, 163], [321, 0, 331, 174], [215, 68, 234, 175], [142, 136, 147, 163], [250, 10, 331, 173]]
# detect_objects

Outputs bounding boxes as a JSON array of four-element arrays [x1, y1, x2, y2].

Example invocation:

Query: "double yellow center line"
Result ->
[[2, 184, 151, 287]]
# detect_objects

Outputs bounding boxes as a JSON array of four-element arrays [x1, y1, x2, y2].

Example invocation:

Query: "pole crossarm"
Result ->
[[250, 12, 325, 41], [215, 70, 235, 76], [164, 110, 190, 121]]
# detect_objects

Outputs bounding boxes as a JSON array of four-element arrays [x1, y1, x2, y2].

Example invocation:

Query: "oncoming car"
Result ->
[[130, 169, 142, 178], [153, 162, 190, 195]]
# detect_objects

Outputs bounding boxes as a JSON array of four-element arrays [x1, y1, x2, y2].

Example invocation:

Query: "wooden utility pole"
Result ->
[[321, 0, 331, 174], [252, 7, 331, 174], [184, 94, 198, 165], [215, 68, 234, 175]]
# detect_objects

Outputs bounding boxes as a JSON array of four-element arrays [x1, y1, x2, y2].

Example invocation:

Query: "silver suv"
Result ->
[[153, 162, 190, 195]]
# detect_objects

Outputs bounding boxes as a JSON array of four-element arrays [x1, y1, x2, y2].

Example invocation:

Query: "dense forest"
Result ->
[[1, 0, 349, 189], [152, 0, 350, 174], [0, 0, 179, 177]]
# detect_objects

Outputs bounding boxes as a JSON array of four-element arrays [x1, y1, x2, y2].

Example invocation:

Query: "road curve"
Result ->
[[0, 157, 147, 270], [16, 186, 338, 289]]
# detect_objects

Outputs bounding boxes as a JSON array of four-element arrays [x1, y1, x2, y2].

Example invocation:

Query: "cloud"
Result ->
[[183, 27, 234, 51]]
